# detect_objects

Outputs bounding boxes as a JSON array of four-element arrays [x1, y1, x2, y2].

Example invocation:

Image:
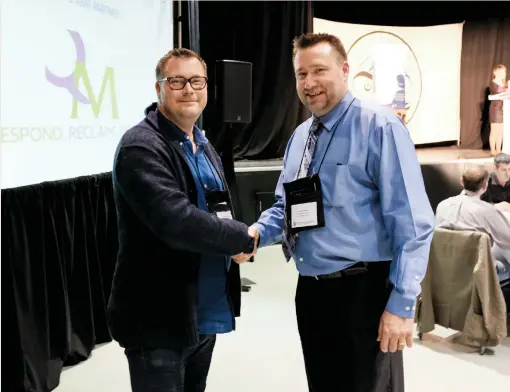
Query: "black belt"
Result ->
[[309, 262, 370, 280]]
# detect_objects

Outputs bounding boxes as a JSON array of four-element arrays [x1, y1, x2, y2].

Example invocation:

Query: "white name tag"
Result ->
[[291, 201, 318, 228], [217, 210, 233, 220]]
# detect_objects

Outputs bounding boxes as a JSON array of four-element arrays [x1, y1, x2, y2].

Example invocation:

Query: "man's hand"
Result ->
[[232, 226, 260, 264], [377, 310, 414, 353]]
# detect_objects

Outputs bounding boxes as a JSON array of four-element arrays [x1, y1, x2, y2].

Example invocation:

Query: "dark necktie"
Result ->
[[282, 119, 323, 261]]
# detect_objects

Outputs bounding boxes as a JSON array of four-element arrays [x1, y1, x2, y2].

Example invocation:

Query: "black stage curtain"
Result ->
[[186, 0, 200, 55], [198, 0, 313, 161], [181, 0, 203, 129], [1, 173, 118, 392], [313, 1, 508, 28], [459, 18, 510, 149]]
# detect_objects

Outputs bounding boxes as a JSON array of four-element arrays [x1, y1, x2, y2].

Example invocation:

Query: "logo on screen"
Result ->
[[45, 30, 119, 119], [346, 31, 422, 124]]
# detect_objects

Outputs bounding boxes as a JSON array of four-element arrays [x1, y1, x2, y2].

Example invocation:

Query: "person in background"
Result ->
[[107, 48, 257, 392], [235, 33, 435, 392], [436, 165, 510, 282], [488, 64, 508, 156], [482, 153, 510, 205]]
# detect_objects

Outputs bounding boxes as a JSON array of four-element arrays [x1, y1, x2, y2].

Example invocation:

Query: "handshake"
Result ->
[[232, 226, 260, 264]]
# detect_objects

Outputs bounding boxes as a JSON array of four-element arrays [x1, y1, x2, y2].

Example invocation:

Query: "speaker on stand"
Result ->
[[215, 60, 252, 124], [213, 59, 252, 213], [214, 59, 254, 291]]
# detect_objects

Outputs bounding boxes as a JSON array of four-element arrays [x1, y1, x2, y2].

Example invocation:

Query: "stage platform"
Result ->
[[234, 146, 495, 173], [230, 146, 497, 227]]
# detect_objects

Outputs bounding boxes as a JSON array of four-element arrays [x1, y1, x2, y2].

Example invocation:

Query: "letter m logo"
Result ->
[[45, 30, 119, 120], [71, 62, 118, 119]]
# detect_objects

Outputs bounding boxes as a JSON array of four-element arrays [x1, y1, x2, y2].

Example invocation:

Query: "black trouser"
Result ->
[[125, 334, 216, 392], [501, 281, 510, 314], [295, 261, 404, 392]]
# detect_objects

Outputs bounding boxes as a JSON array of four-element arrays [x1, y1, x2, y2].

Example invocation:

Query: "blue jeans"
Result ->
[[125, 335, 216, 392]]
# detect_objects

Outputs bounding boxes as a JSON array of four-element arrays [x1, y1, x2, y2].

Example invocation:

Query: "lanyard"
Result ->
[[295, 97, 355, 179]]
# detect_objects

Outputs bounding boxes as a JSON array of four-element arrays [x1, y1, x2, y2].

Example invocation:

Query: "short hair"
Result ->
[[155, 48, 207, 81], [494, 153, 510, 168], [292, 33, 348, 63], [462, 165, 490, 192]]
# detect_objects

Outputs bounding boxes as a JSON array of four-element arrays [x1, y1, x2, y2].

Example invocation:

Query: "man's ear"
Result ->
[[342, 61, 350, 81], [460, 176, 464, 188], [155, 81, 161, 103]]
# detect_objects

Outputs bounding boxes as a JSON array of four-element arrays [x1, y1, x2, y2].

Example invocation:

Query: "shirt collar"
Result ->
[[157, 109, 208, 147], [313, 90, 354, 132], [461, 189, 482, 198], [193, 124, 208, 148]]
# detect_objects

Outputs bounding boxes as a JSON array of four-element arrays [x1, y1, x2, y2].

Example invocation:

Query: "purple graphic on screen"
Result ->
[[45, 30, 90, 104]]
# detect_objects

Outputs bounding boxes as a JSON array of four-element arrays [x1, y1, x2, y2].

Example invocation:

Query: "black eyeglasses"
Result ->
[[158, 76, 208, 90]]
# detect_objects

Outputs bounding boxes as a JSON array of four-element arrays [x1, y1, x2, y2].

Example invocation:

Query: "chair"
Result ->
[[416, 228, 507, 355]]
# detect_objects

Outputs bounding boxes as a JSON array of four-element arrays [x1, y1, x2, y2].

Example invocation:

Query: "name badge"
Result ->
[[283, 174, 325, 234], [205, 190, 234, 220], [216, 209, 233, 220], [291, 201, 318, 228]]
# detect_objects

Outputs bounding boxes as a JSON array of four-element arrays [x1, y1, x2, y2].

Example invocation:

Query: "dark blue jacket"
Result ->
[[107, 104, 254, 349]]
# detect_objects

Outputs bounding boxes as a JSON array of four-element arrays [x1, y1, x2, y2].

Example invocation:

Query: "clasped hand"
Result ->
[[232, 226, 259, 264]]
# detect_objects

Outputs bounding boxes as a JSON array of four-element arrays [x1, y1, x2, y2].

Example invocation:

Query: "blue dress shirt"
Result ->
[[173, 121, 234, 334], [253, 91, 435, 318]]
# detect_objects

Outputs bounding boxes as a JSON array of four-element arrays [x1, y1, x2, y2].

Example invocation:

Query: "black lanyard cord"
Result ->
[[316, 98, 355, 174]]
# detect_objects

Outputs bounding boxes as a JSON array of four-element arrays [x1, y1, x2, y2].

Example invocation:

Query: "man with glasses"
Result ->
[[107, 48, 258, 392]]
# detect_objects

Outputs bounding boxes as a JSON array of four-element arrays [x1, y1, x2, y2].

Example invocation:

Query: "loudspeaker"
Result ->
[[215, 60, 252, 124]]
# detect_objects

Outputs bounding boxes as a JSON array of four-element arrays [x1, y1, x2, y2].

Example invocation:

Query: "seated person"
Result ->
[[481, 153, 510, 204], [435, 165, 510, 283]]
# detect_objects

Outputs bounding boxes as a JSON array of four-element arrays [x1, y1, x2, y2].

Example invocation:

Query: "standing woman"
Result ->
[[489, 64, 508, 156]]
